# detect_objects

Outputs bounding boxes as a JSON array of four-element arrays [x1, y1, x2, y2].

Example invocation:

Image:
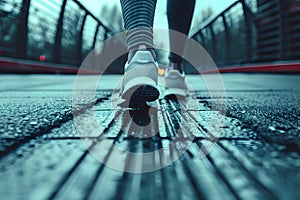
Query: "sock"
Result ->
[[120, 0, 157, 59], [168, 62, 183, 74]]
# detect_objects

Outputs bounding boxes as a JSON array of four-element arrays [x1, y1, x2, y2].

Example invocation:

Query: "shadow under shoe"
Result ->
[[129, 107, 151, 127]]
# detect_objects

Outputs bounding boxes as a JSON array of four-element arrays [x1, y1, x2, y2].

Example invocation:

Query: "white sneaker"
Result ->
[[164, 69, 188, 97], [120, 50, 159, 107]]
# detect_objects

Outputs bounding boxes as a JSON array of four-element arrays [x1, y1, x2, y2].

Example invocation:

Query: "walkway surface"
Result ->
[[0, 73, 299, 200]]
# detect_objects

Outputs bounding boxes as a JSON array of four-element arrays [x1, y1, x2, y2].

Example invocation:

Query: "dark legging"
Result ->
[[120, 0, 195, 64], [167, 0, 196, 64]]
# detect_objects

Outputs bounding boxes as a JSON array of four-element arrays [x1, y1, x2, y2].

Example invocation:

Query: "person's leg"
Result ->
[[167, 0, 195, 73], [163, 0, 195, 97], [120, 0, 157, 61], [119, 0, 159, 105]]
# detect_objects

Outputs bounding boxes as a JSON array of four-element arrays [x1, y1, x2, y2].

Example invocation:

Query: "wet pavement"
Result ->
[[0, 74, 299, 200]]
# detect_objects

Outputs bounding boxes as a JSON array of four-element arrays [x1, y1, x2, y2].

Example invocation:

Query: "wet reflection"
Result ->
[[122, 104, 159, 139]]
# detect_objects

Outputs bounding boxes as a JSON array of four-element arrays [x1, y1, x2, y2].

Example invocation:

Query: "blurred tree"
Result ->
[[154, 34, 169, 65], [97, 3, 127, 74], [60, 6, 83, 64], [0, 0, 7, 8], [0, 0, 21, 55], [99, 3, 124, 33], [193, 6, 214, 28], [245, 0, 257, 12], [27, 12, 53, 60]]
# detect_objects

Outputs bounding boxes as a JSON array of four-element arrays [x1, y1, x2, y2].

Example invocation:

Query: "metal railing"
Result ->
[[0, 0, 116, 66], [191, 0, 300, 66], [2, 0, 299, 70], [256, 0, 300, 61]]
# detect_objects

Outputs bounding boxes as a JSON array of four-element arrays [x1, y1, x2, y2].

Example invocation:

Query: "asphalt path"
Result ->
[[0, 74, 299, 200]]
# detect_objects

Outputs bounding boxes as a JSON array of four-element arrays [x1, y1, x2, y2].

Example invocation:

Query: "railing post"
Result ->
[[92, 25, 100, 49], [278, 0, 286, 60], [53, 0, 67, 63], [209, 26, 216, 61], [16, 0, 31, 59], [222, 14, 230, 64], [104, 31, 108, 41], [241, 0, 253, 62], [77, 12, 88, 65], [199, 31, 205, 49]]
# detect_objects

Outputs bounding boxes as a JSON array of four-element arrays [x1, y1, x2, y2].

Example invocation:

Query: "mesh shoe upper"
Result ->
[[121, 50, 159, 102], [164, 69, 188, 97]]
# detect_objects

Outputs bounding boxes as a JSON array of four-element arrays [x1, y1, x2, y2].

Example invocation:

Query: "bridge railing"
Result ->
[[255, 0, 300, 62], [191, 0, 300, 66], [2, 0, 299, 70], [0, 0, 116, 66], [191, 0, 257, 66]]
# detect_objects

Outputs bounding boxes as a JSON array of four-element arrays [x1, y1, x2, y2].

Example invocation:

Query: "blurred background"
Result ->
[[0, 0, 299, 73]]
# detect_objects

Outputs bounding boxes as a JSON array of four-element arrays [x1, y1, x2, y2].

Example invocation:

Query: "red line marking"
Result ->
[[1, 58, 300, 74], [0, 58, 103, 74], [201, 63, 300, 74]]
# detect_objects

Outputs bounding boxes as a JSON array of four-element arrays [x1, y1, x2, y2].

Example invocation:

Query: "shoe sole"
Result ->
[[164, 88, 187, 99], [122, 77, 159, 108]]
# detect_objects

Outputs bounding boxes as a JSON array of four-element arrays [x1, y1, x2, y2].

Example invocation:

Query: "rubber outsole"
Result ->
[[122, 84, 159, 108]]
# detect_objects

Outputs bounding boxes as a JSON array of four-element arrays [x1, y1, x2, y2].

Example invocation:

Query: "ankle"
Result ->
[[168, 62, 184, 74]]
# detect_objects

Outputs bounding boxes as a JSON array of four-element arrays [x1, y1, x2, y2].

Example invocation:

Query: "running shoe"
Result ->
[[164, 64, 188, 97], [120, 50, 159, 107]]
